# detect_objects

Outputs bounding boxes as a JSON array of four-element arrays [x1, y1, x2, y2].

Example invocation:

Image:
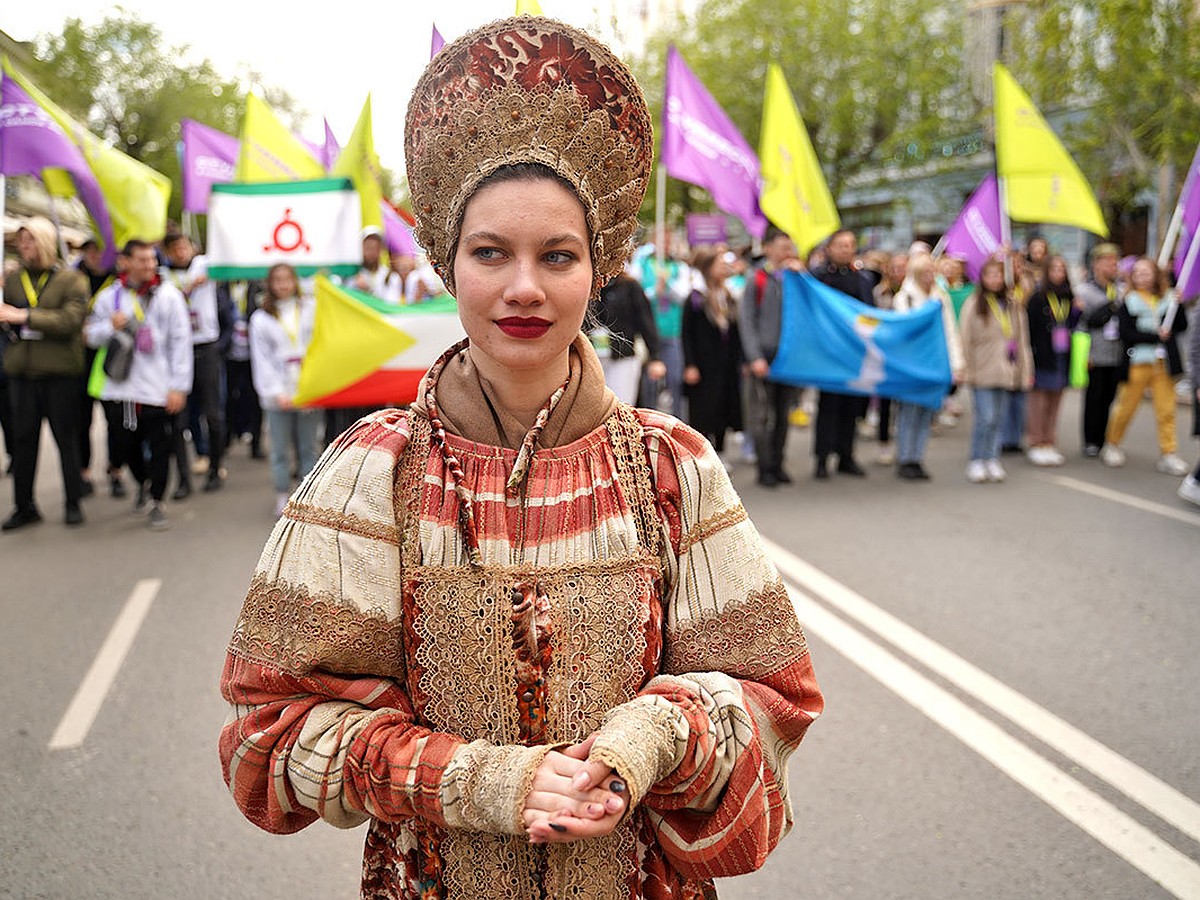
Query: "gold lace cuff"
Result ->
[[588, 698, 688, 816], [441, 740, 561, 835]]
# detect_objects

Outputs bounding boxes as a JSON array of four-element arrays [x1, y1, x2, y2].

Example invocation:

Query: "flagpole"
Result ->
[[930, 234, 947, 259], [656, 163, 666, 269], [997, 175, 1013, 288], [1156, 199, 1185, 270], [1176, 227, 1200, 301]]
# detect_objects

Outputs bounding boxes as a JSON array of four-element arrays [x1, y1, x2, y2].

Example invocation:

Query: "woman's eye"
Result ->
[[545, 250, 575, 265], [473, 247, 502, 261]]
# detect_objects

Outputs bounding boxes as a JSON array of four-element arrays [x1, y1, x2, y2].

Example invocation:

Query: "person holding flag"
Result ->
[[0, 217, 90, 530], [217, 17, 821, 899], [1076, 243, 1125, 458]]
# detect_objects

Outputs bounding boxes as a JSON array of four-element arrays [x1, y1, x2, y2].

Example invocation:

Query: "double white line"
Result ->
[[764, 536, 1200, 900]]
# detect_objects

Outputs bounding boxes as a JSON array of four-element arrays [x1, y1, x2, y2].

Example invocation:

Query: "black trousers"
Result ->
[[1082, 365, 1121, 449], [748, 377, 796, 477], [0, 378, 13, 470], [103, 401, 129, 471], [192, 342, 225, 469], [10, 374, 83, 511], [122, 404, 173, 502], [878, 397, 893, 443], [224, 358, 261, 451], [815, 390, 866, 460]]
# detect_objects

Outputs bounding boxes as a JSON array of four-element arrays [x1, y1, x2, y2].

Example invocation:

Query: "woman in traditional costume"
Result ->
[[218, 17, 822, 900]]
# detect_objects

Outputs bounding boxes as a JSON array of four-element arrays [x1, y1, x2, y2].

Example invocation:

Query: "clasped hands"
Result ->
[[521, 734, 628, 845]]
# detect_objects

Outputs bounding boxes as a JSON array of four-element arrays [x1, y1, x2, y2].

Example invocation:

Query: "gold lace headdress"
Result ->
[[404, 16, 654, 298]]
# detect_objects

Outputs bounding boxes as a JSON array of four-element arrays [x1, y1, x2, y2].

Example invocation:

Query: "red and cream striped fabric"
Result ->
[[220, 399, 822, 900]]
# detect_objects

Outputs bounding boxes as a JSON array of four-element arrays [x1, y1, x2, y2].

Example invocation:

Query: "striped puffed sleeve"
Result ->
[[219, 411, 557, 837], [585, 411, 823, 879]]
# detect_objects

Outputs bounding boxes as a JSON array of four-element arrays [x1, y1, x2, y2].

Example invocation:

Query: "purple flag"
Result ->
[[1172, 142, 1200, 300], [0, 72, 116, 266], [431, 24, 445, 59], [940, 174, 1002, 282], [180, 118, 238, 214], [382, 201, 418, 256], [662, 46, 766, 238], [322, 118, 341, 169]]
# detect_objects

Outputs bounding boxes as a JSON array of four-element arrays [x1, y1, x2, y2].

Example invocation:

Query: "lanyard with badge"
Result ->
[[18, 271, 49, 340], [1101, 282, 1120, 341], [986, 294, 1018, 363], [117, 287, 155, 353], [167, 268, 202, 332], [230, 282, 251, 354], [1047, 291, 1071, 354]]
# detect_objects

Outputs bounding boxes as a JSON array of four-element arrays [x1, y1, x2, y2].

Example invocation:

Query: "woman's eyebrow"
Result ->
[[541, 234, 586, 248], [460, 230, 509, 245]]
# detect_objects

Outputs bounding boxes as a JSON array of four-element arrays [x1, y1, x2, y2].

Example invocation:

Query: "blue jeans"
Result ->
[[1000, 390, 1026, 447], [265, 408, 322, 494], [971, 388, 1010, 461], [895, 401, 935, 465]]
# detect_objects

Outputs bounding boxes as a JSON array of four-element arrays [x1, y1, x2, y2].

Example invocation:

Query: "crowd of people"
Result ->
[[2, 207, 1198, 534], [591, 226, 1199, 504], [0, 217, 449, 530]]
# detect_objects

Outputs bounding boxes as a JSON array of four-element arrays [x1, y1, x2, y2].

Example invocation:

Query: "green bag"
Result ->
[[87, 345, 108, 399], [1069, 330, 1091, 389]]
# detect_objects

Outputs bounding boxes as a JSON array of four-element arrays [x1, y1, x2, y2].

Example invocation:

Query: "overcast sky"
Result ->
[[5, 2, 604, 176]]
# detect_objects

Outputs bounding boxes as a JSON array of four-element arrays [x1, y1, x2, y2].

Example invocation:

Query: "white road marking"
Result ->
[[1048, 474, 1200, 527], [48, 578, 161, 750], [763, 536, 1200, 847], [786, 584, 1200, 900]]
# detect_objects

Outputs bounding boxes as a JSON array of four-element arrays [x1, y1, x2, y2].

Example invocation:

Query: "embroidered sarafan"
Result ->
[[220, 388, 822, 898]]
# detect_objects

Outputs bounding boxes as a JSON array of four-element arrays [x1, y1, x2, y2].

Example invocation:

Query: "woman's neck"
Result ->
[[468, 344, 571, 432]]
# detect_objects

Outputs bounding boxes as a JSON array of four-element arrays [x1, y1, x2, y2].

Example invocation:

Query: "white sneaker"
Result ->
[[966, 460, 988, 483], [1100, 444, 1126, 467], [1157, 454, 1190, 476], [1179, 475, 1200, 507], [1047, 448, 1066, 467], [1027, 447, 1050, 466], [938, 411, 957, 428], [875, 443, 896, 466], [985, 459, 1007, 482]]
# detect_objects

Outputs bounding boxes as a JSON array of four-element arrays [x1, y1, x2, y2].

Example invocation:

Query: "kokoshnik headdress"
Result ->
[[404, 16, 654, 298]]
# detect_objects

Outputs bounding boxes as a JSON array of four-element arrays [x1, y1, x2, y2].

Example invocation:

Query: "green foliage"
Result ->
[[25, 9, 304, 221], [1019, 0, 1200, 213], [630, 0, 970, 229]]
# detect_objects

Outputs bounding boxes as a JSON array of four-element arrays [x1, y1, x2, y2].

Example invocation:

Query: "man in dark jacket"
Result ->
[[0, 217, 89, 529], [813, 229, 874, 478]]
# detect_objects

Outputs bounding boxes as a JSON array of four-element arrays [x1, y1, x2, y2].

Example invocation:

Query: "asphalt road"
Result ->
[[2, 389, 1197, 900]]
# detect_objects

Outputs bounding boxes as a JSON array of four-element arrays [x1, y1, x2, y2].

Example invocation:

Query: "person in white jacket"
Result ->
[[891, 254, 965, 480], [85, 240, 193, 529], [249, 264, 320, 516]]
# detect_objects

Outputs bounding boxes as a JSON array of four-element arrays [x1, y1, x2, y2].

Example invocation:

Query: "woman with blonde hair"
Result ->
[[218, 18, 822, 900], [1101, 257, 1190, 474]]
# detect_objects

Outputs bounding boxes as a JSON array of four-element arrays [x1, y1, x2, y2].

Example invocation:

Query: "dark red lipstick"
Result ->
[[495, 317, 552, 338]]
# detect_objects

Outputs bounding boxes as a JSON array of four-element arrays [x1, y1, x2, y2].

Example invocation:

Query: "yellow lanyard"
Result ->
[[20, 271, 49, 308], [1047, 291, 1069, 324], [1105, 283, 1116, 304], [279, 300, 301, 347], [985, 294, 1013, 339], [119, 287, 147, 323], [231, 282, 248, 318], [89, 275, 116, 312]]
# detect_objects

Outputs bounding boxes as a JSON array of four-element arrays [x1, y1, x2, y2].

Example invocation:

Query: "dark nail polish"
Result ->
[[549, 822, 568, 833], [609, 779, 626, 794]]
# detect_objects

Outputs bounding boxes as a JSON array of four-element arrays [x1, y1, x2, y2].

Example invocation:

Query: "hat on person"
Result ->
[[360, 225, 384, 241], [1089, 242, 1121, 262], [404, 15, 653, 298]]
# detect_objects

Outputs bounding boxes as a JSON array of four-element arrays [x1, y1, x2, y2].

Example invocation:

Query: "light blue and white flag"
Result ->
[[771, 272, 952, 409]]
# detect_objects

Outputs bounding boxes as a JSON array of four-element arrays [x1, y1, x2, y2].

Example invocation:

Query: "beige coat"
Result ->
[[959, 293, 1033, 390]]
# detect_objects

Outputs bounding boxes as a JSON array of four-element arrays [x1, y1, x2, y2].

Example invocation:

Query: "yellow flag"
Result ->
[[3, 59, 170, 246], [294, 276, 415, 407], [993, 64, 1108, 236], [331, 95, 384, 233], [516, 0, 543, 13], [758, 64, 840, 256], [236, 94, 326, 182]]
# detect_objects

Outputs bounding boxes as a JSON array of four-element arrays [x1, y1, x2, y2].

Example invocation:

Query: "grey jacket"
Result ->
[[1075, 279, 1124, 367], [739, 266, 784, 364]]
